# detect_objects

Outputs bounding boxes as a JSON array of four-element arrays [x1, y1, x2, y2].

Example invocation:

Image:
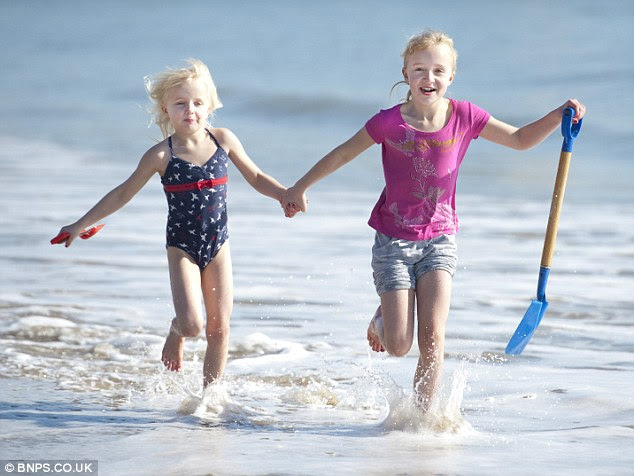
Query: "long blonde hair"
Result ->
[[392, 30, 458, 102], [144, 59, 222, 138]]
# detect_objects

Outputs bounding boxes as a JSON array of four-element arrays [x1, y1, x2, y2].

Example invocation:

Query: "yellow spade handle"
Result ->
[[540, 150, 572, 267]]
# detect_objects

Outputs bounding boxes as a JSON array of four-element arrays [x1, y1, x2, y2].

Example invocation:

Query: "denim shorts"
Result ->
[[371, 231, 458, 296]]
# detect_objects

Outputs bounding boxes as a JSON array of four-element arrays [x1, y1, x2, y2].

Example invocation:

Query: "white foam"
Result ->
[[7, 316, 77, 331], [282, 377, 339, 407], [229, 332, 310, 372]]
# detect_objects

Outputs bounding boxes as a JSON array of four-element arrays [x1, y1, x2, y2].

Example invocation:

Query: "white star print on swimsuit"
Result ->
[[161, 130, 229, 269]]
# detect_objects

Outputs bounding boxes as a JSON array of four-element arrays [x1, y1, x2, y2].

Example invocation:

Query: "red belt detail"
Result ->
[[164, 176, 228, 192]]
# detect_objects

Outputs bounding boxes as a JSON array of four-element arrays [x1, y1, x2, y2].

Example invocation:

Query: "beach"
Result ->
[[1, 1, 633, 475]]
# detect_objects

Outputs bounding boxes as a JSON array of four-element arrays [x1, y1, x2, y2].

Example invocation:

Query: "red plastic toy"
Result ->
[[50, 224, 105, 245]]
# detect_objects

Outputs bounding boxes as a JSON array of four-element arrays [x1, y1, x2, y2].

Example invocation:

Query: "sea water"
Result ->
[[1, 1, 633, 475]]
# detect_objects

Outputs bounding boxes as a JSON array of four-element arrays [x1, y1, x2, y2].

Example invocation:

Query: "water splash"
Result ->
[[381, 363, 476, 435], [177, 382, 269, 427]]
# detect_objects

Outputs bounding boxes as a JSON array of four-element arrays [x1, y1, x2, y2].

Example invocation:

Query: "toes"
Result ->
[[367, 331, 385, 353], [161, 355, 181, 372]]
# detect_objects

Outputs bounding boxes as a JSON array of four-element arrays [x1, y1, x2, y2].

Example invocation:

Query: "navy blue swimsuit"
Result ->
[[161, 130, 229, 269]]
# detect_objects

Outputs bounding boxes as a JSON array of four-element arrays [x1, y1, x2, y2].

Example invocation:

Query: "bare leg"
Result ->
[[162, 247, 205, 372], [368, 289, 415, 356], [201, 243, 233, 387], [413, 270, 452, 411]]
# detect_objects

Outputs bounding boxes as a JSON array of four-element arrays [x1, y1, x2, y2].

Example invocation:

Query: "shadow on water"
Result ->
[[192, 414, 388, 439], [0, 400, 167, 428]]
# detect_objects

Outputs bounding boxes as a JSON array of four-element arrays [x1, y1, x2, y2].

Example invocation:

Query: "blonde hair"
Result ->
[[144, 58, 222, 138], [394, 30, 458, 102]]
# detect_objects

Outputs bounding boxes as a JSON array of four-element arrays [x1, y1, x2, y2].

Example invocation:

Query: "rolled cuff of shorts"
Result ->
[[414, 263, 457, 281], [373, 269, 415, 296], [374, 263, 456, 295]]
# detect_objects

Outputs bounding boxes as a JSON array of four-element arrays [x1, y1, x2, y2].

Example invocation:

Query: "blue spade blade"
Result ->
[[505, 298, 549, 355]]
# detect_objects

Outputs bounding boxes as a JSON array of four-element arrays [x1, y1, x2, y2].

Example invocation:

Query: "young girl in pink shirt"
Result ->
[[283, 30, 585, 411]]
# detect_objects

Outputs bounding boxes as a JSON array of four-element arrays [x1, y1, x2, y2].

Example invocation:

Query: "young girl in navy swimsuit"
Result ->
[[54, 59, 287, 387]]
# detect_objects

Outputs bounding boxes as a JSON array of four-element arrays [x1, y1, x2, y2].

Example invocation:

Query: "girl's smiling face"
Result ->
[[403, 44, 455, 104], [162, 79, 211, 133]]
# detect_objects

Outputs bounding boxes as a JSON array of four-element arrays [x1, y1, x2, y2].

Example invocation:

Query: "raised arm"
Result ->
[[480, 99, 585, 150], [217, 128, 287, 203], [56, 146, 165, 246], [283, 126, 375, 214]]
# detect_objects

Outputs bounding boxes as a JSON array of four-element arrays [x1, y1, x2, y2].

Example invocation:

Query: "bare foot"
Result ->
[[367, 307, 385, 353], [162, 319, 184, 371]]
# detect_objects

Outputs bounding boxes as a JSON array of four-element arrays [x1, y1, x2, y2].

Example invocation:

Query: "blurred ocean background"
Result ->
[[1, 1, 633, 475]]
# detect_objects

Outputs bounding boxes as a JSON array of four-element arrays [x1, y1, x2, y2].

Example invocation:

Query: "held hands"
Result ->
[[282, 185, 308, 218]]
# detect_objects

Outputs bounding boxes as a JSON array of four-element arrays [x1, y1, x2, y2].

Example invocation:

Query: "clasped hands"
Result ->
[[280, 186, 307, 218]]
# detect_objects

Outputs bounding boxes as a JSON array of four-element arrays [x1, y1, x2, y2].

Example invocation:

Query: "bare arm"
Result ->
[[283, 126, 375, 214], [217, 128, 287, 203], [57, 146, 165, 246], [480, 98, 585, 150]]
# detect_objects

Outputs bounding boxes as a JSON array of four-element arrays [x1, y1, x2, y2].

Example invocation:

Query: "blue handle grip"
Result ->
[[561, 107, 582, 152], [536, 266, 550, 302]]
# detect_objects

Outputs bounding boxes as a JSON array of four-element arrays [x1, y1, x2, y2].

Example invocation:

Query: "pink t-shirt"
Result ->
[[365, 99, 490, 241]]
